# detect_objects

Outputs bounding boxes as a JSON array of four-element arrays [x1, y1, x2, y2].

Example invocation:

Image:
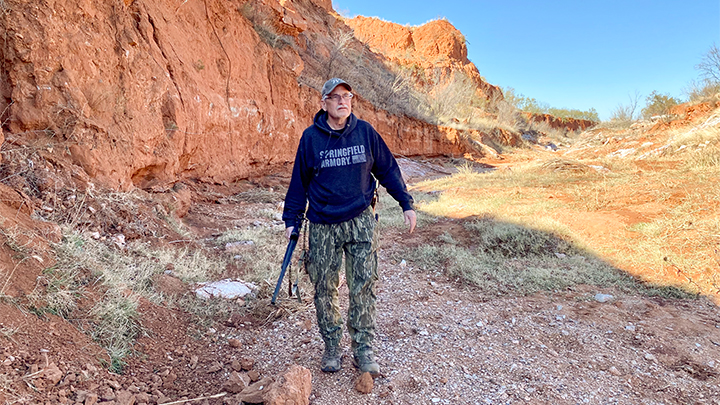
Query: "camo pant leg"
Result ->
[[307, 221, 344, 348], [343, 207, 379, 355], [307, 207, 378, 351]]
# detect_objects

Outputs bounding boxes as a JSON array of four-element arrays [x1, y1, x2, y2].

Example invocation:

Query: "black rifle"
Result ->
[[271, 216, 304, 305]]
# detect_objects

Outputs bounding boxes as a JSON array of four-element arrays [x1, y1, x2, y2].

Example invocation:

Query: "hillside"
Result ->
[[1, 0, 719, 404]]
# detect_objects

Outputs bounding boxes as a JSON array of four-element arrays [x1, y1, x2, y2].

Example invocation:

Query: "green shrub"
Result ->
[[641, 91, 681, 120]]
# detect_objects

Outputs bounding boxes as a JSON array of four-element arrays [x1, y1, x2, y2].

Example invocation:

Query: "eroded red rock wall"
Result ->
[[345, 16, 503, 101], [0, 0, 471, 191], [523, 113, 596, 133]]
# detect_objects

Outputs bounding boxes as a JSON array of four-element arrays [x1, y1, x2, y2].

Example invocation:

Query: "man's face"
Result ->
[[321, 84, 352, 122]]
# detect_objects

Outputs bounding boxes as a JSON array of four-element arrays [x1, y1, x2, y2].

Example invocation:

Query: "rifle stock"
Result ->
[[271, 221, 302, 304]]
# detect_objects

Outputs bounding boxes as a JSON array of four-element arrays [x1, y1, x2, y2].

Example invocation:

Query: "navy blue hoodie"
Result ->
[[283, 110, 414, 228]]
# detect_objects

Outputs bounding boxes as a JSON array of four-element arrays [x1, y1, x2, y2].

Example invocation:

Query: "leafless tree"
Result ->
[[696, 43, 720, 83], [610, 91, 641, 123]]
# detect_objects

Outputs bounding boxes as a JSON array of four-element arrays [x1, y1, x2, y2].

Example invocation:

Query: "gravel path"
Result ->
[[225, 227, 720, 405]]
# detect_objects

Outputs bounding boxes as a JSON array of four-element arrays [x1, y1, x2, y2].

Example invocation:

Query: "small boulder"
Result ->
[[240, 357, 255, 371], [42, 363, 64, 385], [594, 293, 614, 303], [221, 371, 250, 394], [354, 372, 373, 394], [237, 377, 274, 404], [264, 365, 312, 405]]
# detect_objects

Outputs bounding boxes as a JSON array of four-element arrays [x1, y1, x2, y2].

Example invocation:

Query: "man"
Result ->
[[283, 78, 416, 375]]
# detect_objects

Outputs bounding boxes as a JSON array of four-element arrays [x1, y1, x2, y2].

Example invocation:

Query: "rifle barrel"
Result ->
[[271, 232, 299, 304]]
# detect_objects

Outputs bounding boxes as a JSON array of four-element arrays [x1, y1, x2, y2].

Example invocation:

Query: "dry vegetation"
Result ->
[[410, 118, 720, 301]]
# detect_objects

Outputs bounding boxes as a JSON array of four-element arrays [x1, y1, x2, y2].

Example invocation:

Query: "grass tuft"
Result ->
[[36, 227, 230, 370]]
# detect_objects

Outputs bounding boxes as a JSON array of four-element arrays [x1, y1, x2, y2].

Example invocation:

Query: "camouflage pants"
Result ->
[[307, 207, 379, 355]]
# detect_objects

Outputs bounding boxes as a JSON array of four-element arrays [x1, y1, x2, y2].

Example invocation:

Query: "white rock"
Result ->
[[195, 279, 257, 299], [594, 293, 614, 303], [112, 234, 125, 248]]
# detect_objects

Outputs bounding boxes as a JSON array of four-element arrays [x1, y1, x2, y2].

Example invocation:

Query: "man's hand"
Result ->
[[285, 226, 294, 241], [403, 210, 417, 234]]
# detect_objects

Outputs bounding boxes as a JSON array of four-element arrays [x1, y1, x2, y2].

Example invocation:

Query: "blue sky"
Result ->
[[332, 0, 719, 121]]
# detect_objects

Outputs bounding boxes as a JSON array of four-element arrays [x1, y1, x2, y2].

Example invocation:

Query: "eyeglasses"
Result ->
[[323, 93, 353, 102]]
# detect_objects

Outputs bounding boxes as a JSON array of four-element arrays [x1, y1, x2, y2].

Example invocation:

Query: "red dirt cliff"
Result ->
[[0, 0, 472, 191], [345, 16, 502, 101]]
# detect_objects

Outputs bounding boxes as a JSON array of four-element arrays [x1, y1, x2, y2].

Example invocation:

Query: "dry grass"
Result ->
[[222, 187, 286, 204], [216, 222, 312, 301], [31, 227, 231, 371], [408, 155, 718, 299], [404, 215, 684, 297], [0, 222, 34, 256], [539, 159, 592, 174]]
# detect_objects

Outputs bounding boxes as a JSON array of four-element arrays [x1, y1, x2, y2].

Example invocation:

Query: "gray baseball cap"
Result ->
[[321, 78, 352, 99]]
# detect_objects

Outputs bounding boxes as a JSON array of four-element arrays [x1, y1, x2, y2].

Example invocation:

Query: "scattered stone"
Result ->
[[84, 392, 99, 405], [265, 365, 312, 405], [644, 353, 657, 362], [99, 387, 115, 402], [207, 361, 223, 373], [162, 372, 177, 389], [195, 279, 257, 299], [59, 372, 76, 387], [231, 359, 243, 371], [189, 355, 199, 369], [355, 372, 374, 394], [594, 293, 614, 303], [625, 325, 636, 332], [225, 240, 254, 253], [240, 357, 255, 371], [42, 362, 63, 385], [75, 391, 88, 403], [115, 390, 135, 405], [237, 377, 274, 404], [112, 233, 126, 248], [248, 370, 261, 382], [609, 366, 622, 376], [135, 392, 150, 404], [228, 338, 242, 348], [222, 371, 250, 393]]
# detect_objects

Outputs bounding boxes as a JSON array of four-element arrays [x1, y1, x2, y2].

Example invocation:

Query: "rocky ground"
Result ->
[[1, 158, 719, 405]]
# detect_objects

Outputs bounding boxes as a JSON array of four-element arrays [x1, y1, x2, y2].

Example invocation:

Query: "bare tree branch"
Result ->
[[696, 43, 720, 83]]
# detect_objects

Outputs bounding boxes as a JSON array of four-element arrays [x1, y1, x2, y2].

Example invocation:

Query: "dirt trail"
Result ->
[[1, 159, 719, 405], [125, 183, 720, 405]]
